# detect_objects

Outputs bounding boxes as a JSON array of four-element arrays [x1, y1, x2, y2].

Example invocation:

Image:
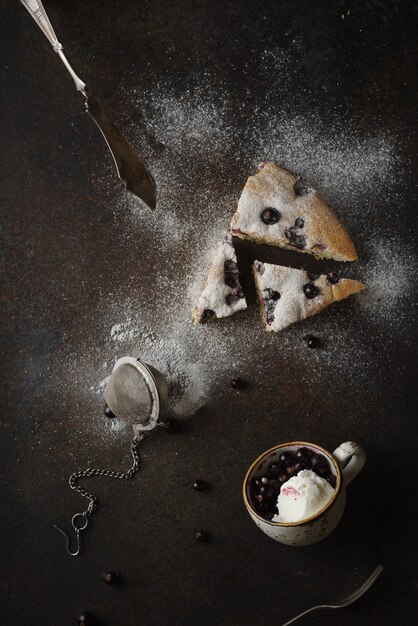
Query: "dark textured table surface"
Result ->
[[1, 1, 417, 625]]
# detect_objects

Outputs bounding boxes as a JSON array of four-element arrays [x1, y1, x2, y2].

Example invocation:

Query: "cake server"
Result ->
[[20, 0, 157, 210]]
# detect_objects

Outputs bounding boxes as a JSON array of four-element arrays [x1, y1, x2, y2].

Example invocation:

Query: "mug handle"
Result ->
[[332, 441, 366, 487]]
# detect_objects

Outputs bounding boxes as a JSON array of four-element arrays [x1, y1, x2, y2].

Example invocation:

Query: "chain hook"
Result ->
[[53, 513, 88, 557]]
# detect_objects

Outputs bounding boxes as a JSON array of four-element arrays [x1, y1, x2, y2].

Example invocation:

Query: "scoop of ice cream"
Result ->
[[272, 469, 334, 523]]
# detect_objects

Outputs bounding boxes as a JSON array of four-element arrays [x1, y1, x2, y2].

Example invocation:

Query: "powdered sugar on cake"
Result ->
[[192, 235, 247, 324], [253, 262, 365, 332], [231, 163, 358, 261]]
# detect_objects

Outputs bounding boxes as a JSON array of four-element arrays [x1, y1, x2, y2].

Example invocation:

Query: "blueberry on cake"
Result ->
[[192, 235, 247, 324], [253, 261, 365, 332], [231, 162, 358, 262]]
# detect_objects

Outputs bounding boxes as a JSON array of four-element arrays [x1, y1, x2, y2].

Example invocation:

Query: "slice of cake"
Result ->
[[253, 261, 365, 332], [192, 235, 247, 324], [231, 162, 358, 261]]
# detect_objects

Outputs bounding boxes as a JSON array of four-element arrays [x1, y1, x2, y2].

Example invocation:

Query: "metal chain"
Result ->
[[68, 434, 143, 520]]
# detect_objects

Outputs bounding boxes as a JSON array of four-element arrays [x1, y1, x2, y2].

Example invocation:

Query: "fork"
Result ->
[[281, 565, 384, 626]]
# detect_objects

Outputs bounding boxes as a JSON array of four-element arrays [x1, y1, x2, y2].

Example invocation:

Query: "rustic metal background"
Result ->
[[1, 1, 417, 625]]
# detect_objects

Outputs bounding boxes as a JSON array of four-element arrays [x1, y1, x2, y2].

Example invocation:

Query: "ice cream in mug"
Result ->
[[243, 441, 366, 546], [273, 470, 334, 523]]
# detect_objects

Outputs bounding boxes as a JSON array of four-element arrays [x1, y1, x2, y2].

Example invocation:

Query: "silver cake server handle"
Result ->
[[20, 0, 157, 210]]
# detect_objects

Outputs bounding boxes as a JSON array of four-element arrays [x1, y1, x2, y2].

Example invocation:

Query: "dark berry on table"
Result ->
[[327, 272, 340, 285], [294, 217, 305, 228], [326, 475, 337, 488], [103, 571, 119, 585], [303, 283, 319, 299], [307, 272, 320, 281], [254, 261, 265, 275], [78, 613, 96, 625], [286, 465, 297, 476], [164, 418, 179, 433], [261, 207, 280, 225], [306, 335, 320, 349], [294, 178, 315, 196], [279, 450, 294, 466], [193, 480, 206, 492], [230, 377, 247, 389], [200, 308, 216, 324], [268, 462, 281, 477], [195, 530, 209, 543], [104, 404, 115, 419]]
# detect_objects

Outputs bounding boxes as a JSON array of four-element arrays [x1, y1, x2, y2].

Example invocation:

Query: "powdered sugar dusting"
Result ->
[[70, 46, 416, 442]]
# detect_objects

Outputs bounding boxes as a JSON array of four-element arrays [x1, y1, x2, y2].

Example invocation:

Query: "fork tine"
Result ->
[[336, 565, 384, 608], [281, 565, 384, 626]]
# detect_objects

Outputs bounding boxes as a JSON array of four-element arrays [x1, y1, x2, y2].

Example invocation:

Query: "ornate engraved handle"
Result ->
[[20, 0, 86, 92]]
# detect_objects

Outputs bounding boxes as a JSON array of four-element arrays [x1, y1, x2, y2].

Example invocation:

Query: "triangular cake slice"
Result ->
[[231, 162, 358, 261], [192, 235, 247, 324], [253, 261, 365, 332]]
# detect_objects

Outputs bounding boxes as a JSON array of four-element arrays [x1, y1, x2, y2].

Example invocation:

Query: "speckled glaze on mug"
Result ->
[[243, 441, 366, 546]]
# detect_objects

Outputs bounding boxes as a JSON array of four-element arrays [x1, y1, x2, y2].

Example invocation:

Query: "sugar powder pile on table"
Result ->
[[76, 46, 415, 438]]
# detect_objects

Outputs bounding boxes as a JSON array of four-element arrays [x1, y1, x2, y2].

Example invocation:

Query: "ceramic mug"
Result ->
[[243, 441, 366, 546]]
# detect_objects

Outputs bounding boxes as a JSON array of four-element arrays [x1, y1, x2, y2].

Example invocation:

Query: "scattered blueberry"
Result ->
[[294, 217, 305, 228], [193, 480, 206, 492], [327, 272, 340, 285], [104, 404, 115, 419], [279, 451, 294, 466], [303, 283, 319, 299], [195, 530, 209, 543], [200, 308, 216, 324], [102, 571, 119, 585], [261, 207, 280, 224], [306, 335, 320, 349], [78, 613, 96, 625], [231, 377, 247, 389]]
